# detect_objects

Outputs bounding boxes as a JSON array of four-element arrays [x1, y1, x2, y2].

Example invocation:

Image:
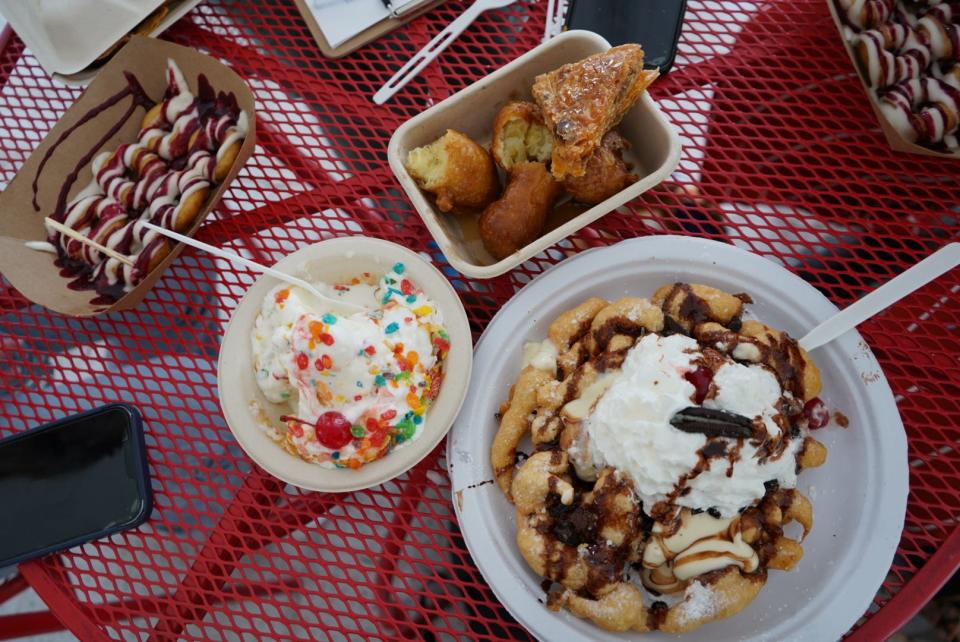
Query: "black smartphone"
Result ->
[[565, 0, 688, 73], [0, 404, 152, 567]]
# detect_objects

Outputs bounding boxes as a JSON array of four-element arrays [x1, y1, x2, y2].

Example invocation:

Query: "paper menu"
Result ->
[[303, 0, 423, 49]]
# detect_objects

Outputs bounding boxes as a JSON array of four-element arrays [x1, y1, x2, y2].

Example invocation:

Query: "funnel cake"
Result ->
[[491, 283, 830, 632], [532, 44, 659, 179]]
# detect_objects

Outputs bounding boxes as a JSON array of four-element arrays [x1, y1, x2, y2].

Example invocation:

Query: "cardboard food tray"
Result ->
[[388, 30, 682, 280], [825, 0, 957, 158], [292, 0, 444, 59], [0, 35, 256, 317]]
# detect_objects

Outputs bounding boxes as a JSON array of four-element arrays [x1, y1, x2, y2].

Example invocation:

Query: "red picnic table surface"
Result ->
[[0, 1, 958, 640]]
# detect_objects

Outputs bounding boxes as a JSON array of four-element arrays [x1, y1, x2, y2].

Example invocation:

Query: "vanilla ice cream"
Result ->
[[250, 262, 449, 469]]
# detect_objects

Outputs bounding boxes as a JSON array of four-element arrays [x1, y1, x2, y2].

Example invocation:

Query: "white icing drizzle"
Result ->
[[24, 241, 56, 253], [640, 509, 759, 594]]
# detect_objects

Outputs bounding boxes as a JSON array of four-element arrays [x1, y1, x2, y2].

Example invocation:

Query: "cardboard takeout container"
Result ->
[[0, 35, 256, 316], [0, 0, 203, 84], [388, 30, 682, 280], [825, 0, 957, 159]]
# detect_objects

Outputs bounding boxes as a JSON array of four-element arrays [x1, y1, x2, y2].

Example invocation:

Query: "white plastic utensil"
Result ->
[[800, 242, 960, 351], [139, 221, 367, 315], [373, 0, 518, 105], [544, 0, 556, 41], [543, 0, 568, 41]]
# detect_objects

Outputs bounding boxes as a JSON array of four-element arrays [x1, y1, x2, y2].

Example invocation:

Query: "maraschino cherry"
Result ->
[[684, 366, 714, 404], [281, 411, 354, 449], [803, 398, 830, 430]]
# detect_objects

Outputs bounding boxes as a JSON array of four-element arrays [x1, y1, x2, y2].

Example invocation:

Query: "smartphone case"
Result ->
[[564, 0, 687, 73], [0, 403, 153, 568]]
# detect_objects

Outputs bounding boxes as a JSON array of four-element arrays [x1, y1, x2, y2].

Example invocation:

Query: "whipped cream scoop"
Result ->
[[566, 333, 802, 518], [251, 263, 449, 469]]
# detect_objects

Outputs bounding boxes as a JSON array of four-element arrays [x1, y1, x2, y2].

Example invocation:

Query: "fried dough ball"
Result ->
[[799, 436, 828, 469], [562, 131, 637, 204], [405, 129, 499, 213], [479, 161, 561, 260], [491, 101, 554, 171]]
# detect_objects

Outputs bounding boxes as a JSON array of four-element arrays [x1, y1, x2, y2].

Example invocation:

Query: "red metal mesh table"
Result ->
[[0, 0, 957, 640]]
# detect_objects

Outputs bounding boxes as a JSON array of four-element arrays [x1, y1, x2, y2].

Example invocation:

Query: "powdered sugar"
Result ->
[[677, 580, 717, 625]]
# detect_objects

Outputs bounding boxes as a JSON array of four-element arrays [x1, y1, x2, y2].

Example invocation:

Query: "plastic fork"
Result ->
[[139, 221, 367, 315], [373, 0, 518, 105], [799, 242, 960, 351]]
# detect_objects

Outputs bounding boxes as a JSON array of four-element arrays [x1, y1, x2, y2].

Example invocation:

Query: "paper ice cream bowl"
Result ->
[[217, 236, 473, 493]]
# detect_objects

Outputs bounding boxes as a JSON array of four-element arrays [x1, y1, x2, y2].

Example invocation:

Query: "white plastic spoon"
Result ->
[[799, 242, 960, 351], [139, 221, 367, 315], [373, 0, 518, 105]]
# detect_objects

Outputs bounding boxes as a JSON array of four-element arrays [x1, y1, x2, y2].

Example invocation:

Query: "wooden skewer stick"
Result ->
[[43, 217, 134, 266]]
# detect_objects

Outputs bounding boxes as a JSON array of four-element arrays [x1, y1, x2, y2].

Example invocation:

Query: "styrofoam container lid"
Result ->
[[448, 235, 908, 641], [0, 0, 201, 81], [218, 236, 473, 493]]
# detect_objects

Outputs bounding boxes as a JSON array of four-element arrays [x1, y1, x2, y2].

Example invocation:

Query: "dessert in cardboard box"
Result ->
[[404, 44, 659, 264], [829, 0, 960, 156], [0, 36, 256, 316]]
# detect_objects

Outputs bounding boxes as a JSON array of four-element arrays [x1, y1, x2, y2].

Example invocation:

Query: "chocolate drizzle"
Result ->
[[662, 283, 712, 326], [591, 318, 648, 353], [536, 465, 641, 595], [726, 438, 745, 477], [661, 315, 685, 335], [769, 332, 809, 399], [646, 601, 669, 630], [33, 72, 153, 216], [594, 347, 628, 373]]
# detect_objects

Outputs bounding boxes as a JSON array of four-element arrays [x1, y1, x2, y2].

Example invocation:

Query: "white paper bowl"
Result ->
[[218, 236, 472, 493], [388, 30, 682, 279], [448, 236, 907, 641]]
